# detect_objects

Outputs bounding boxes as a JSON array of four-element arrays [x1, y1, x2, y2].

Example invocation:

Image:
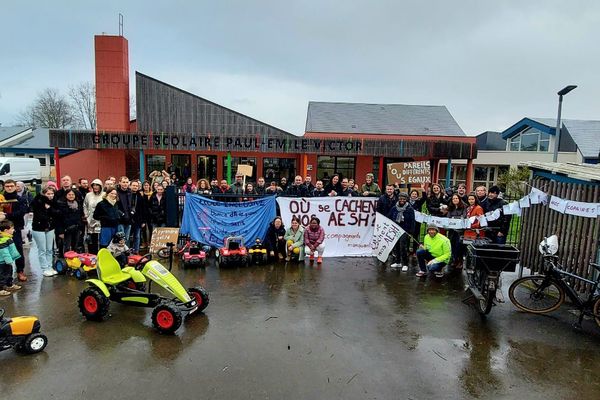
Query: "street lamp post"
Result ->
[[553, 85, 577, 163]]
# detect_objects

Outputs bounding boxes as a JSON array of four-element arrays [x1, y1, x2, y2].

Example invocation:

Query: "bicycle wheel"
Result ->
[[508, 276, 565, 314], [475, 269, 494, 315], [592, 296, 600, 328]]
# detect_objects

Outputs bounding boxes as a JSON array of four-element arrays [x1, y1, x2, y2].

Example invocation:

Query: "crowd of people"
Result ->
[[0, 168, 512, 295], [377, 181, 512, 278]]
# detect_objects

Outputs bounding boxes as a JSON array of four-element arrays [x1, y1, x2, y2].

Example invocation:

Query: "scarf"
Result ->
[[67, 200, 78, 210], [107, 198, 117, 206], [394, 202, 408, 224]]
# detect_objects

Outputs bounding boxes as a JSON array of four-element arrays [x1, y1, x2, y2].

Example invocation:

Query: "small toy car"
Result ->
[[0, 308, 48, 354], [216, 236, 248, 267], [55, 251, 97, 280], [181, 241, 207, 268], [248, 238, 268, 265]]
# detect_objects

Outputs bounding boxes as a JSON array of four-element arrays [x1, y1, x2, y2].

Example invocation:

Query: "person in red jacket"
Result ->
[[304, 216, 325, 264]]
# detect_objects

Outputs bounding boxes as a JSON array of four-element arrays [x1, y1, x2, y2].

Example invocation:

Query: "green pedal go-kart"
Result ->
[[78, 245, 209, 334]]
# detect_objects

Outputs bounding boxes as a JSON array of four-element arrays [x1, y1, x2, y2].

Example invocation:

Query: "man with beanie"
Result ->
[[416, 223, 451, 278], [387, 193, 415, 271]]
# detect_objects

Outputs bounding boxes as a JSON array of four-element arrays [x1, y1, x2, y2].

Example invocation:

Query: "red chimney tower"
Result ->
[[95, 35, 130, 131]]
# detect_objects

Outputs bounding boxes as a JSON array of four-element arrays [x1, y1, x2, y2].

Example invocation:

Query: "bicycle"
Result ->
[[508, 235, 600, 330]]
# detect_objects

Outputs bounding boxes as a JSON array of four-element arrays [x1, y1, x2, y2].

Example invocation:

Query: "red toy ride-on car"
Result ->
[[181, 241, 207, 268], [216, 236, 248, 267]]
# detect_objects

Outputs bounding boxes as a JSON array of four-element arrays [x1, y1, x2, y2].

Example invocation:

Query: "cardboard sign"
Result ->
[[149, 227, 180, 254], [387, 161, 431, 185], [372, 212, 405, 262], [236, 164, 253, 177]]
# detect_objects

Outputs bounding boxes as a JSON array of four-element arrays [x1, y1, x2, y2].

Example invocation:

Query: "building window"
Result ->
[[223, 157, 257, 182], [15, 153, 25, 157], [317, 156, 355, 185], [147, 155, 166, 175], [473, 165, 508, 189], [37, 157, 47, 166], [197, 155, 217, 181], [372, 157, 380, 183], [262, 158, 296, 183], [508, 127, 550, 152], [50, 155, 55, 166]]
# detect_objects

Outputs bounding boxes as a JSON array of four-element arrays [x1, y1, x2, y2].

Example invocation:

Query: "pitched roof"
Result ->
[[305, 101, 466, 136], [518, 118, 600, 158], [0, 126, 31, 142], [0, 127, 67, 149]]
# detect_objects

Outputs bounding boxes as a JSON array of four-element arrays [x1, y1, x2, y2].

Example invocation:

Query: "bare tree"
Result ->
[[16, 88, 74, 128], [69, 82, 96, 129]]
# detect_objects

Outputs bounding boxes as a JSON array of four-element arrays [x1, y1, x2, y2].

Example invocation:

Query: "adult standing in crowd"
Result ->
[[129, 180, 146, 254], [312, 180, 326, 197], [16, 181, 33, 243], [408, 187, 427, 254], [361, 173, 381, 197], [485, 186, 511, 244], [116, 176, 133, 244], [196, 179, 211, 196], [324, 174, 342, 196], [182, 178, 196, 194], [243, 183, 257, 201], [83, 179, 104, 254], [148, 184, 167, 236], [475, 186, 489, 212], [230, 174, 245, 201], [31, 186, 59, 277], [78, 178, 90, 200], [340, 178, 357, 197], [213, 179, 233, 201], [2, 180, 27, 282], [456, 183, 468, 204], [93, 187, 122, 249], [265, 217, 286, 260], [388, 193, 415, 271], [265, 181, 282, 196], [284, 175, 309, 197], [304, 176, 314, 194], [446, 193, 467, 269], [464, 193, 484, 241], [304, 216, 325, 264], [279, 177, 288, 192], [376, 184, 398, 216], [284, 216, 305, 261], [426, 183, 448, 217], [56, 189, 83, 255], [255, 177, 267, 195]]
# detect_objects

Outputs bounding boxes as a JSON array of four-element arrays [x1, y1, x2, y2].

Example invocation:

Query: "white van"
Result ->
[[0, 157, 41, 184]]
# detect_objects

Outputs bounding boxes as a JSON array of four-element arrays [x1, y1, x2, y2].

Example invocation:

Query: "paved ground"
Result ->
[[1, 245, 600, 400]]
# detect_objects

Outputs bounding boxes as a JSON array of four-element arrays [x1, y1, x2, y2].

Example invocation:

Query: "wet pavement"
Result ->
[[1, 245, 600, 400]]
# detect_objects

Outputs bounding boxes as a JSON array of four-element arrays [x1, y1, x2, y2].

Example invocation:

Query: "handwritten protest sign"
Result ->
[[387, 161, 431, 185], [277, 197, 377, 257], [149, 227, 180, 254], [236, 164, 253, 177], [372, 212, 405, 262]]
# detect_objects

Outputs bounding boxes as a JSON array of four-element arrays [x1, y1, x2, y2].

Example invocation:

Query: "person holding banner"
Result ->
[[284, 176, 310, 197], [426, 183, 448, 217], [312, 180, 327, 197], [324, 174, 342, 197], [304, 216, 325, 264], [284, 216, 305, 261], [265, 216, 287, 261], [446, 194, 467, 269], [408, 187, 427, 254], [464, 193, 484, 240], [387, 193, 415, 271], [485, 186, 511, 244], [340, 178, 358, 197], [416, 224, 451, 278]]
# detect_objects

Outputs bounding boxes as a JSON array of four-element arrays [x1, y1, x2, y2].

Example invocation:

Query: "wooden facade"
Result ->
[[519, 177, 600, 291]]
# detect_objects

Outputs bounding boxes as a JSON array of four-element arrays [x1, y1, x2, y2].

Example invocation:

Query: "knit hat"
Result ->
[[398, 192, 409, 199], [426, 223, 439, 232]]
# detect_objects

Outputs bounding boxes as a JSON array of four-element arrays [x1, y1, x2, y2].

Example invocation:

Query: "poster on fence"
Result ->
[[277, 197, 377, 257], [149, 227, 180, 254], [372, 212, 405, 262], [180, 193, 276, 248], [387, 161, 431, 185]]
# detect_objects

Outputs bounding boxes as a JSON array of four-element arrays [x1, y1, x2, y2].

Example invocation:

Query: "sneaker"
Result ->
[[401, 265, 409, 272], [6, 284, 21, 291], [0, 290, 11, 296], [309, 255, 315, 262], [415, 271, 425, 277], [317, 256, 322, 264], [390, 263, 401, 269], [52, 270, 59, 276], [43, 270, 55, 277], [17, 272, 27, 282], [435, 272, 445, 278], [496, 289, 505, 303], [285, 256, 291, 262]]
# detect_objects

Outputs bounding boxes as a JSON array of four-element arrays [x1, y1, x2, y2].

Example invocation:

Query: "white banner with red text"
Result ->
[[276, 197, 377, 257]]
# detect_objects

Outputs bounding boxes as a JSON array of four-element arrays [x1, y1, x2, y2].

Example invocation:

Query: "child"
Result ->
[[0, 220, 22, 296], [108, 231, 130, 266]]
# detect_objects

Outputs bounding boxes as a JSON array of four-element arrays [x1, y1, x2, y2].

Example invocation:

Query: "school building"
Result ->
[[50, 33, 477, 187]]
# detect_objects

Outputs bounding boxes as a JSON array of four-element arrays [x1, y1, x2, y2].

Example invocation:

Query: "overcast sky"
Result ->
[[1, 1, 599, 136]]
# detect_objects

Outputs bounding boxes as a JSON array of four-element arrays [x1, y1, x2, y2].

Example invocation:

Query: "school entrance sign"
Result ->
[[277, 197, 377, 257]]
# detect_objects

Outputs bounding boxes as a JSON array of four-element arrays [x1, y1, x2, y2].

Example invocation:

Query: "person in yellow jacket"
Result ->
[[416, 223, 451, 278]]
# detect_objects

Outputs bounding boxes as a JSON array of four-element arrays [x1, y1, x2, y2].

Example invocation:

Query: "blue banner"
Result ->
[[180, 194, 277, 248]]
